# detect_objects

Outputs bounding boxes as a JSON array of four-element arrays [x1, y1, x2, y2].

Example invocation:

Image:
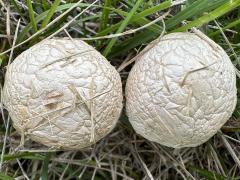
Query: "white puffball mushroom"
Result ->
[[126, 32, 237, 148], [3, 38, 123, 150]]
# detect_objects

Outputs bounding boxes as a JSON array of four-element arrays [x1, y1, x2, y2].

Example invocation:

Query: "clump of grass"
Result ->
[[1, 0, 240, 179]]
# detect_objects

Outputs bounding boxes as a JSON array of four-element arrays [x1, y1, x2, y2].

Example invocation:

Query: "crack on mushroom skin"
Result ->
[[126, 32, 237, 148], [2, 38, 123, 150]]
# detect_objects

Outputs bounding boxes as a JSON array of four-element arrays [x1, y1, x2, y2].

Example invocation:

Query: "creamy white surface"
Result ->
[[126, 32, 237, 148], [3, 38, 123, 150]]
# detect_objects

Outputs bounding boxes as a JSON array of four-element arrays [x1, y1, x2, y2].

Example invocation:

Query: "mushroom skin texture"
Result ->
[[126, 32, 237, 148], [3, 38, 123, 150]]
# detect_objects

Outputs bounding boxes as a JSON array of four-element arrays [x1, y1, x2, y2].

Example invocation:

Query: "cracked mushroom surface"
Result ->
[[3, 38, 123, 150], [126, 32, 237, 148]]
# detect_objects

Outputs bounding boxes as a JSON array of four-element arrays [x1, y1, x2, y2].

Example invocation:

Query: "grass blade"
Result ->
[[109, 30, 156, 57], [17, 3, 75, 43], [0, 173, 14, 180], [26, 0, 38, 32], [41, 153, 52, 180], [220, 132, 240, 169], [189, 166, 229, 180], [100, 0, 112, 30], [174, 0, 240, 32], [41, 0, 61, 29], [136, 0, 171, 18], [16, 2, 97, 43], [10, 0, 25, 20], [3, 152, 45, 161], [103, 0, 144, 56], [109, 0, 240, 57], [210, 18, 240, 37], [42, 0, 49, 11], [97, 0, 171, 36], [166, 0, 228, 30], [103, 0, 226, 36]]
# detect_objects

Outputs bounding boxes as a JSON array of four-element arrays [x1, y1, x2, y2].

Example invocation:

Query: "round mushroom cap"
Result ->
[[3, 38, 123, 150], [125, 32, 237, 148]]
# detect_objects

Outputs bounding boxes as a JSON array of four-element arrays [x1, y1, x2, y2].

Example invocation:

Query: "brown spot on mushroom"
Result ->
[[46, 90, 64, 99], [45, 102, 58, 109], [43, 90, 64, 109]]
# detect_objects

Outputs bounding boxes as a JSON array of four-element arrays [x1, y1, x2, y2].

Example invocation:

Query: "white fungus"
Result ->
[[125, 32, 237, 148], [3, 38, 123, 150]]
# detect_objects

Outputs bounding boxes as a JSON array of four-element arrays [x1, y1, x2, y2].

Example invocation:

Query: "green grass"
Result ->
[[26, 0, 38, 32], [99, 0, 111, 31], [40, 0, 62, 29], [102, 0, 144, 56], [174, 0, 240, 32], [0, 0, 240, 179], [41, 152, 52, 180]]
